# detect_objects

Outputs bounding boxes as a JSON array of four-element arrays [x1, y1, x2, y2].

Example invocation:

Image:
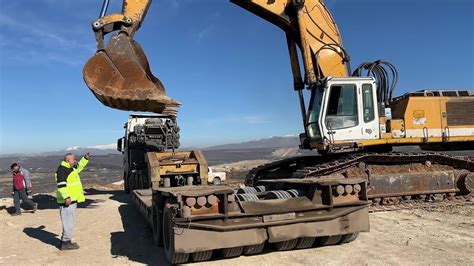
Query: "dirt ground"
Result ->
[[0, 186, 473, 265]]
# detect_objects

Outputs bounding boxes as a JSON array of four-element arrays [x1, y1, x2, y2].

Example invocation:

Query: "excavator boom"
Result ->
[[232, 0, 349, 84], [83, 0, 349, 114]]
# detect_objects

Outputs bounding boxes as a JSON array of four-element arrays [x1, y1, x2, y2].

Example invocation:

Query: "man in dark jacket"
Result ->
[[11, 163, 37, 216]]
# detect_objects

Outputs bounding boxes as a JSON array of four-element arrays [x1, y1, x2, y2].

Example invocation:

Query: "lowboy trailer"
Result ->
[[130, 154, 370, 264]]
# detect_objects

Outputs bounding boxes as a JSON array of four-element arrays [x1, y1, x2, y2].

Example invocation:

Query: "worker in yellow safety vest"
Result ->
[[55, 152, 91, 251]]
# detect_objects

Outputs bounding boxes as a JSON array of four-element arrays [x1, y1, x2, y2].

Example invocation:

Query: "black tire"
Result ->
[[295, 237, 316, 249], [191, 250, 213, 262], [287, 189, 305, 198], [163, 208, 189, 264], [132, 171, 140, 191], [339, 233, 359, 244], [128, 172, 135, 192], [212, 177, 221, 186], [136, 171, 142, 189], [221, 246, 243, 258], [236, 193, 260, 202], [243, 243, 265, 255], [123, 172, 130, 193], [272, 239, 298, 251], [314, 235, 343, 246], [152, 204, 163, 246], [123, 172, 130, 194], [265, 190, 293, 200], [237, 187, 258, 194]]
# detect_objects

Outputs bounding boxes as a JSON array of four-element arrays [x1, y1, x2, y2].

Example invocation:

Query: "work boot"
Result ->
[[60, 241, 79, 250], [32, 203, 38, 213], [11, 212, 21, 216]]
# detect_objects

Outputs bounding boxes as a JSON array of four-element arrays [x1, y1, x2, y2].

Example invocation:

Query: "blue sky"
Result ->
[[0, 0, 472, 154]]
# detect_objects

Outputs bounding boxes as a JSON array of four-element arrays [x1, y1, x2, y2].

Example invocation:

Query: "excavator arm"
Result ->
[[83, 0, 350, 114], [232, 0, 349, 85]]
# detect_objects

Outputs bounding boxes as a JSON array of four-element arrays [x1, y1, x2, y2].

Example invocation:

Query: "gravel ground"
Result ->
[[0, 186, 472, 265]]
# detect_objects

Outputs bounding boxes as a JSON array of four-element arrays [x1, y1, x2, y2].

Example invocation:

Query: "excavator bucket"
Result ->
[[83, 33, 180, 115]]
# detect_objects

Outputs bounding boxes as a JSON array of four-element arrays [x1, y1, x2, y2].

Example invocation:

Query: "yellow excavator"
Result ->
[[83, 0, 474, 263], [83, 0, 474, 153], [83, 0, 474, 202], [83, 0, 474, 204], [82, 1, 473, 262]]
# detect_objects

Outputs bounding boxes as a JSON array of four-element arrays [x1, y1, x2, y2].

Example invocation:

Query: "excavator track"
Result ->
[[245, 152, 473, 213], [368, 197, 473, 213]]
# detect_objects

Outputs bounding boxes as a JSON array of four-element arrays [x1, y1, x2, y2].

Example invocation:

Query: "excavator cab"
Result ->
[[83, 0, 180, 115], [305, 77, 380, 152]]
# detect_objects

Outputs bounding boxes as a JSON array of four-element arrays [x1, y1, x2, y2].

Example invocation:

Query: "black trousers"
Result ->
[[13, 189, 35, 213]]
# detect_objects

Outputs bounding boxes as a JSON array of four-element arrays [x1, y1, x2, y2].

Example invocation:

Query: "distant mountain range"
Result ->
[[206, 135, 300, 150], [39, 144, 120, 156], [0, 145, 120, 158], [0, 136, 301, 157]]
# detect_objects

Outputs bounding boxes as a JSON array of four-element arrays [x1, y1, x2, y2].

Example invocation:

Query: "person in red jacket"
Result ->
[[11, 163, 37, 216]]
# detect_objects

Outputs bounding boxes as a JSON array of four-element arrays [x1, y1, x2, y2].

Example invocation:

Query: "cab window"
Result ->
[[362, 84, 375, 122], [325, 84, 358, 129]]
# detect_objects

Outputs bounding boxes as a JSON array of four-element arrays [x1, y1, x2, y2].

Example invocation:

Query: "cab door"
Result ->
[[320, 79, 379, 143], [359, 83, 379, 140]]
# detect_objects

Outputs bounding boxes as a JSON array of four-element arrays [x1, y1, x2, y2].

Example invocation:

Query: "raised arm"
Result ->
[[76, 157, 89, 174]]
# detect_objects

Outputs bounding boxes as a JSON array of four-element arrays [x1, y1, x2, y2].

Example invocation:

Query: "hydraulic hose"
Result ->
[[99, 0, 110, 19], [352, 60, 398, 104]]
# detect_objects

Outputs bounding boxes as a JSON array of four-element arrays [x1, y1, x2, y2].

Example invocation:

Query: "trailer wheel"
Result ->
[[191, 250, 213, 262], [237, 187, 258, 194], [163, 208, 189, 264], [295, 237, 315, 249], [272, 238, 298, 251], [152, 204, 162, 246], [314, 235, 342, 246], [243, 243, 265, 255], [265, 190, 293, 200], [339, 233, 359, 244], [221, 246, 243, 258], [236, 193, 259, 202]]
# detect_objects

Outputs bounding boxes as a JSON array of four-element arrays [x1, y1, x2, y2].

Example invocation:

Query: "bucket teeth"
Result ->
[[83, 33, 180, 114]]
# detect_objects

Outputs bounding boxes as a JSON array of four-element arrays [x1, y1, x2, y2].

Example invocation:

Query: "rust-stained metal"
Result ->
[[83, 0, 180, 114], [129, 168, 369, 263], [245, 152, 474, 212], [83, 35, 180, 114]]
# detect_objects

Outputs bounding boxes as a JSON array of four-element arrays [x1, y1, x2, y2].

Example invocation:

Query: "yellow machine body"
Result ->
[[146, 150, 209, 190], [314, 92, 474, 152]]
